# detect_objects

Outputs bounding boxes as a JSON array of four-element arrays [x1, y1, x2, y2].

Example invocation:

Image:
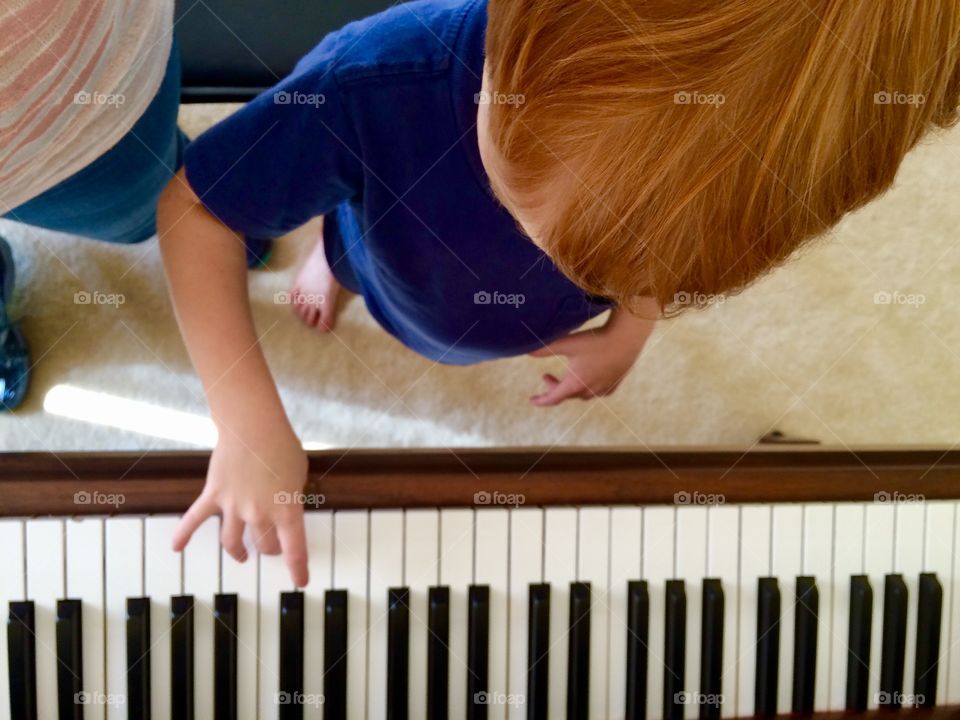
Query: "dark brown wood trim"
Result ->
[[0, 447, 957, 516]]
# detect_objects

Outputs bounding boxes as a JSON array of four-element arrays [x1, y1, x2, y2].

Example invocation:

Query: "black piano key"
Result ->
[[791, 576, 819, 716], [279, 591, 305, 720], [8, 600, 37, 720], [323, 590, 349, 720], [467, 585, 490, 720], [567, 582, 591, 720], [913, 572, 943, 708], [879, 574, 907, 708], [427, 586, 450, 720], [56, 599, 84, 720], [214, 594, 238, 720], [663, 580, 686, 720], [387, 588, 410, 720], [754, 578, 781, 718], [527, 583, 550, 720], [625, 581, 649, 720], [699, 579, 724, 720], [171, 594, 195, 720], [845, 575, 873, 712], [126, 597, 151, 720]]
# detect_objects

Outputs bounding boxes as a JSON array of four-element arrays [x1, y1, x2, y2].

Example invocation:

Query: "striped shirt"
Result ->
[[0, 0, 174, 211]]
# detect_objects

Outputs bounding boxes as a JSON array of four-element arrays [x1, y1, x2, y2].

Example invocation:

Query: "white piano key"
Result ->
[[864, 501, 894, 710], [260, 546, 296, 719], [545, 508, 578, 718], [221, 529, 258, 720], [105, 517, 144, 720], [304, 511, 334, 719], [643, 506, 675, 720], [439, 509, 474, 720], [66, 518, 105, 720], [771, 505, 803, 715], [607, 506, 642, 719], [948, 503, 960, 704], [738, 505, 771, 718], [923, 501, 955, 707], [368, 510, 405, 720], [144, 516, 182, 720], [405, 509, 439, 720], [706, 505, 739, 717], [579, 507, 611, 720], [508, 508, 544, 720], [333, 510, 369, 720], [0, 519, 24, 720], [829, 504, 864, 711], [802, 503, 834, 712], [895, 502, 925, 703], [475, 509, 509, 720], [184, 516, 220, 720], [25, 519, 64, 720], [675, 506, 707, 719]]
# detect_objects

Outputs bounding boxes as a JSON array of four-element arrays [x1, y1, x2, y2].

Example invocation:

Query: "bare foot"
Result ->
[[290, 236, 341, 332]]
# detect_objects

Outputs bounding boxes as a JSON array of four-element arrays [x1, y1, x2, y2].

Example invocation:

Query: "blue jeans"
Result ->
[[4, 39, 186, 243]]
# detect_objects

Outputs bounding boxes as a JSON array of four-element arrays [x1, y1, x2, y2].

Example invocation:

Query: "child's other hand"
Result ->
[[528, 305, 656, 407], [172, 426, 310, 587]]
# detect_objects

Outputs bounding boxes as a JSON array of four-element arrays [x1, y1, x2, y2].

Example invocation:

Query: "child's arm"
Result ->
[[157, 169, 310, 587], [529, 298, 658, 406]]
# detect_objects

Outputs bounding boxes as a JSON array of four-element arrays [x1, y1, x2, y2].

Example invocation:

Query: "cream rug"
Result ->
[[1, 104, 959, 452]]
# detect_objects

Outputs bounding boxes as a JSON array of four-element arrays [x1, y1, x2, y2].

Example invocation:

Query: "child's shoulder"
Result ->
[[296, 0, 481, 86]]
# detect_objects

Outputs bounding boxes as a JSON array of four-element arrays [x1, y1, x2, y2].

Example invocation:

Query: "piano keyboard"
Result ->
[[1, 501, 957, 720]]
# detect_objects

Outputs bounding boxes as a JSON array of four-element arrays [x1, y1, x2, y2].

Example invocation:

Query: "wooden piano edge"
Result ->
[[0, 446, 957, 516]]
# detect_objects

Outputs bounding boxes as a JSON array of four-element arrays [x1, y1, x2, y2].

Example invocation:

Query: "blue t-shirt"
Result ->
[[184, 0, 612, 365]]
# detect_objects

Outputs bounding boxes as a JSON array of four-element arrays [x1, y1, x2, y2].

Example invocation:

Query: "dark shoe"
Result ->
[[0, 237, 30, 410], [245, 236, 274, 269]]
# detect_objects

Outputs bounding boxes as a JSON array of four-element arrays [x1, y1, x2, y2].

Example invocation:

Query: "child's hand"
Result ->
[[172, 426, 310, 587], [528, 304, 657, 406]]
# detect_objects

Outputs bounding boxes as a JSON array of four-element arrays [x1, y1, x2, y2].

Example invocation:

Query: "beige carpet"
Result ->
[[2, 104, 959, 452]]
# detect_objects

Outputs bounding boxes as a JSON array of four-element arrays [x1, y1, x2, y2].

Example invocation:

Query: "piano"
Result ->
[[0, 447, 957, 720]]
